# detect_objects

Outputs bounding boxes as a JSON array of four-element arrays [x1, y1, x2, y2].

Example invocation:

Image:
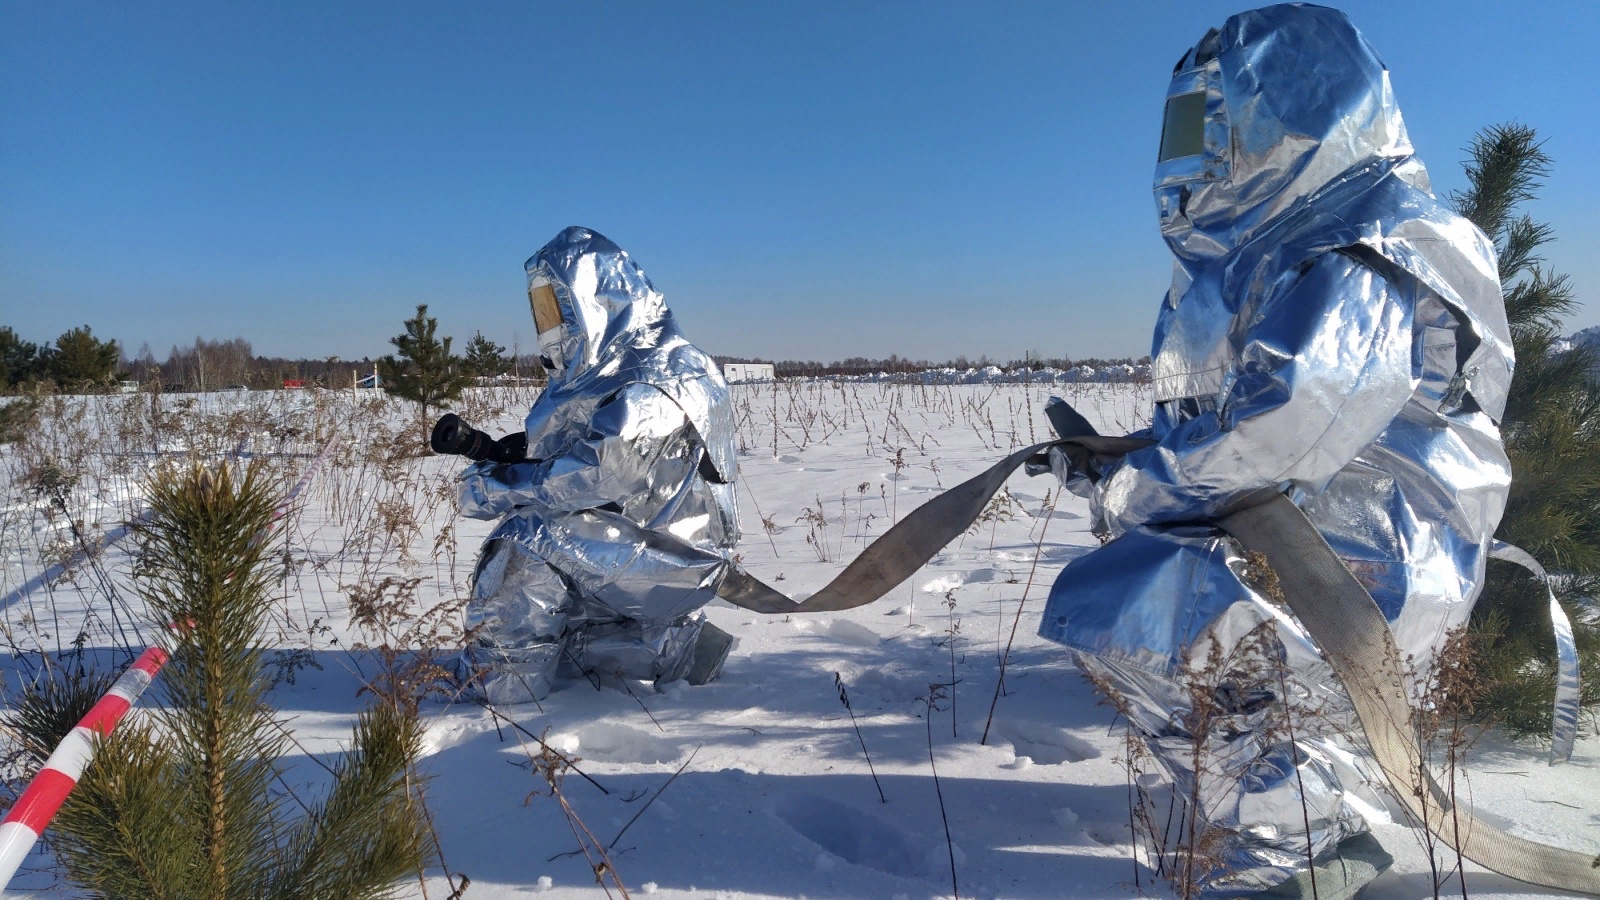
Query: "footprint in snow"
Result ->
[[774, 454, 837, 472], [847, 665, 928, 703], [959, 567, 1002, 585], [775, 794, 932, 878], [990, 718, 1099, 765], [1040, 545, 1093, 563]]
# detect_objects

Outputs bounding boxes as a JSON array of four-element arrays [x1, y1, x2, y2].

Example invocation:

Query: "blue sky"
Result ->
[[3, 1, 1597, 363]]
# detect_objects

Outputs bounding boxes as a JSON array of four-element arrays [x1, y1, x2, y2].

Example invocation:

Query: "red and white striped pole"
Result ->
[[0, 646, 170, 889]]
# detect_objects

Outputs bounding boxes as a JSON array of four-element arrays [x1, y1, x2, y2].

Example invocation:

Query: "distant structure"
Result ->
[[723, 363, 775, 383]]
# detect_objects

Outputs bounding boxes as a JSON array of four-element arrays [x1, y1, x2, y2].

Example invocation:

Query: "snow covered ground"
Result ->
[[2, 382, 1595, 899]]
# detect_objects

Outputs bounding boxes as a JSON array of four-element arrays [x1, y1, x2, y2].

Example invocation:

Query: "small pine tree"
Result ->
[[1452, 123, 1600, 736], [378, 305, 472, 447], [1, 326, 42, 388], [15, 462, 430, 899], [0, 395, 41, 444], [462, 330, 509, 378], [45, 325, 120, 392]]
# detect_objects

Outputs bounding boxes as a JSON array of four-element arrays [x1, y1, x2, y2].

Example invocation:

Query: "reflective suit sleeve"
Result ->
[[458, 382, 697, 522], [458, 461, 528, 520], [1099, 252, 1417, 535], [526, 383, 695, 515]]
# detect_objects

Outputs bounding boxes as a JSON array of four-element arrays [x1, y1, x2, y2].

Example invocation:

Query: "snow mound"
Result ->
[[549, 723, 679, 764], [791, 617, 881, 647], [921, 568, 1005, 593], [419, 717, 496, 758]]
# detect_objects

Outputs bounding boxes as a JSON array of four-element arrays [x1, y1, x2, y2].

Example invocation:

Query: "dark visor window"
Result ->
[[1158, 91, 1207, 161]]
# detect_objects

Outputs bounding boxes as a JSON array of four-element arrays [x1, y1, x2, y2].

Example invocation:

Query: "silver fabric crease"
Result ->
[[1036, 5, 1547, 895], [458, 226, 740, 704]]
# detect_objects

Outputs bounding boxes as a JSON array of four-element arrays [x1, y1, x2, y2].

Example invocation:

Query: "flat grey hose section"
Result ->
[[1219, 495, 1600, 893], [717, 437, 1600, 892], [717, 437, 1150, 614]]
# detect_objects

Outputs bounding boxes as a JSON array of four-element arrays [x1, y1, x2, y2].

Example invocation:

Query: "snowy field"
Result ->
[[2, 381, 1595, 900]]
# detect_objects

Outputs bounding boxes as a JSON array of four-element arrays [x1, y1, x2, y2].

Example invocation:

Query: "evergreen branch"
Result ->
[[1450, 123, 1548, 243], [12, 669, 114, 765], [1503, 269, 1576, 337], [271, 703, 428, 900], [1497, 216, 1554, 287], [54, 725, 191, 900]]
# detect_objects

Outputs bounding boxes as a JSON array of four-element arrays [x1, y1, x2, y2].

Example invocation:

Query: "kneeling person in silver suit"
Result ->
[[1036, 5, 1514, 898], [452, 226, 740, 704]]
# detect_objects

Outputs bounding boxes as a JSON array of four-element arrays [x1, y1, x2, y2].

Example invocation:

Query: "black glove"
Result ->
[[430, 414, 529, 464]]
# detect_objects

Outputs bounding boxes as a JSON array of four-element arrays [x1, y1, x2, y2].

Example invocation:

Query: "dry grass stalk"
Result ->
[[925, 683, 960, 900], [834, 672, 887, 803], [521, 736, 632, 899]]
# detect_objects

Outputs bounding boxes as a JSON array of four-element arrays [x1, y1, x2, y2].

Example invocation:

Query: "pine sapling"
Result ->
[[378, 304, 473, 448], [1454, 123, 1600, 735], [16, 461, 432, 900]]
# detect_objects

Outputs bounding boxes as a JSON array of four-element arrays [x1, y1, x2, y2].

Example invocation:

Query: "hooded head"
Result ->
[[520, 226, 739, 483], [525, 226, 674, 380], [1154, 4, 1425, 261]]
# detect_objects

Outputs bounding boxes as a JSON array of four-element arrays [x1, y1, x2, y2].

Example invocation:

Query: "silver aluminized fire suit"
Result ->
[[1037, 5, 1516, 895], [457, 226, 740, 705]]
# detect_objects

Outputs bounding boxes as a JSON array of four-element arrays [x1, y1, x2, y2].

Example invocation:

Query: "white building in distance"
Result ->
[[723, 363, 775, 383]]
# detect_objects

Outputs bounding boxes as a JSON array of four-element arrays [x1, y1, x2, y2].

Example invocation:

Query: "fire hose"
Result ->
[[714, 433, 1596, 893]]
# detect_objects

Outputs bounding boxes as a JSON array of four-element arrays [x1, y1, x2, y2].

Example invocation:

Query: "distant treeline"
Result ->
[[714, 353, 1151, 378], [5, 320, 1147, 395], [1, 327, 547, 394]]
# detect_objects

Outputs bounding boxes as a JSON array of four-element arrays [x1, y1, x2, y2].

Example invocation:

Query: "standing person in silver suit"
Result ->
[[1035, 5, 1518, 897], [449, 226, 740, 705]]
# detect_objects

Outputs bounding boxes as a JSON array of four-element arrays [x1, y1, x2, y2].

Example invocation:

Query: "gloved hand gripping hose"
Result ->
[[431, 414, 529, 464]]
